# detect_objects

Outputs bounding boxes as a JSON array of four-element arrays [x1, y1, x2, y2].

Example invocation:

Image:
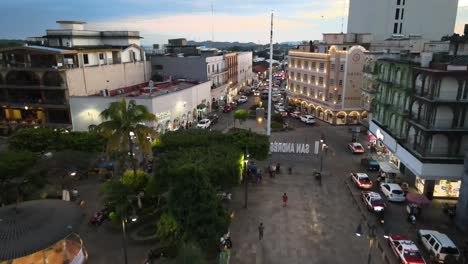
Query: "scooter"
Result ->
[[375, 210, 385, 224]]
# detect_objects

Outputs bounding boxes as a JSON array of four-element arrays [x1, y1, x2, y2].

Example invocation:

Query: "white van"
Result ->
[[417, 229, 459, 263]]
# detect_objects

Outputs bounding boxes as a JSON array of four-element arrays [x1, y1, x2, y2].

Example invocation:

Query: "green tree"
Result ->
[[120, 170, 148, 193], [156, 213, 181, 248], [169, 165, 229, 250], [0, 151, 38, 205], [102, 180, 133, 219], [176, 242, 207, 264], [234, 109, 249, 127], [98, 99, 157, 176]]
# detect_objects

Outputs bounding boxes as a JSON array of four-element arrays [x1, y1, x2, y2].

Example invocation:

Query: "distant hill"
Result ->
[[0, 39, 25, 48], [187, 40, 259, 49]]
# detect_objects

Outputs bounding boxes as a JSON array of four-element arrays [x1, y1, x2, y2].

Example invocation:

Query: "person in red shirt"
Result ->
[[282, 193, 288, 207]]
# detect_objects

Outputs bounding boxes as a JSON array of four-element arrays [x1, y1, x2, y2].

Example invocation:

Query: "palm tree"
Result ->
[[98, 98, 156, 176]]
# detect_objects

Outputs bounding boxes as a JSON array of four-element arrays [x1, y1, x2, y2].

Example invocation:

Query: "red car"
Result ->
[[361, 191, 386, 212], [222, 103, 237, 113], [348, 142, 365, 154], [350, 173, 373, 189], [388, 236, 426, 264]]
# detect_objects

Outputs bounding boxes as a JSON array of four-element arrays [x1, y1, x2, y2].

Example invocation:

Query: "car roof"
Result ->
[[356, 173, 369, 178], [393, 239, 419, 251], [363, 191, 382, 199], [419, 230, 458, 247], [304, 115, 314, 118], [352, 143, 363, 146], [200, 119, 210, 122], [385, 183, 403, 190]]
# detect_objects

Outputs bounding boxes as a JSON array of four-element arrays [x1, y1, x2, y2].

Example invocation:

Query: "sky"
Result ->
[[0, 0, 467, 46]]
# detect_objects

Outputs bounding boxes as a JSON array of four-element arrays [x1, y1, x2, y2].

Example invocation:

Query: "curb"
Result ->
[[345, 180, 393, 264]]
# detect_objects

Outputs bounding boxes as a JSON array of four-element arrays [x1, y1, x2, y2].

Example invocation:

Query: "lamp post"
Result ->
[[121, 209, 138, 264], [355, 222, 376, 264], [244, 149, 249, 209], [319, 140, 328, 173]]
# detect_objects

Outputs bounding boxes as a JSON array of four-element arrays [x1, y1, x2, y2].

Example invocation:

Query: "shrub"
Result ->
[[157, 213, 181, 248], [271, 121, 283, 129], [120, 170, 148, 193], [176, 242, 207, 264]]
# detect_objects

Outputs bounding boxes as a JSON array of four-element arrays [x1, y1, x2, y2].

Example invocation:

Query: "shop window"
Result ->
[[83, 54, 89, 65]]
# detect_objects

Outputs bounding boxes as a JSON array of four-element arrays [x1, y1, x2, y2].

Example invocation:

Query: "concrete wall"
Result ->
[[348, 0, 458, 41], [66, 61, 151, 96], [69, 81, 211, 131], [151, 56, 207, 81], [237, 52, 253, 87]]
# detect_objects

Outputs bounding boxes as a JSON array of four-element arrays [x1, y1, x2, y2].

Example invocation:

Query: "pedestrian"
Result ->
[[258, 223, 264, 240], [276, 162, 280, 174], [282, 192, 288, 207]]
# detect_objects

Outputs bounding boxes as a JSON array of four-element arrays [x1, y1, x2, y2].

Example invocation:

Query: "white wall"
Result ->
[[237, 52, 253, 86], [348, 0, 458, 41]]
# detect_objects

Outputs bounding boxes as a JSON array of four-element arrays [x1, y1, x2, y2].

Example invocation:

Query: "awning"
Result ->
[[406, 193, 431, 207], [378, 162, 399, 174]]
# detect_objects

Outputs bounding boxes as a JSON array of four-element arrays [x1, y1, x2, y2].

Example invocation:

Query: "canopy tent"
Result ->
[[378, 162, 399, 174]]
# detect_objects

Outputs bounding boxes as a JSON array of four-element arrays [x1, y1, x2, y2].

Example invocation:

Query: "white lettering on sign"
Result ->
[[270, 142, 310, 154]]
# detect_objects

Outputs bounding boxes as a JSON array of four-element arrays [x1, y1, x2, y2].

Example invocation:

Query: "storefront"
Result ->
[[416, 177, 461, 198]]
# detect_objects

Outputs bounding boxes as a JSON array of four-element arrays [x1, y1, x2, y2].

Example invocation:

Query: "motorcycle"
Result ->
[[375, 209, 385, 224]]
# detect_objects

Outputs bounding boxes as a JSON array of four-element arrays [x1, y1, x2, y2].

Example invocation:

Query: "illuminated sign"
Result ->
[[156, 111, 171, 120], [270, 142, 310, 154]]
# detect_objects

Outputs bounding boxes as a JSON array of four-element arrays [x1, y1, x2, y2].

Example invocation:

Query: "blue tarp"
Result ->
[[98, 162, 114, 169]]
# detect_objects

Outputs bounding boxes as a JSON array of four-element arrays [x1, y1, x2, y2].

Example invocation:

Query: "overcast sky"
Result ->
[[0, 0, 467, 45]]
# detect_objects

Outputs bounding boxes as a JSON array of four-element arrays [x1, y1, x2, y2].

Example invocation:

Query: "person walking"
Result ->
[[258, 223, 264, 240], [282, 193, 288, 207]]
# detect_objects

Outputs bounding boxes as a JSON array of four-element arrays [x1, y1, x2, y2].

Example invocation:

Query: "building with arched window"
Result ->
[[368, 51, 468, 199]]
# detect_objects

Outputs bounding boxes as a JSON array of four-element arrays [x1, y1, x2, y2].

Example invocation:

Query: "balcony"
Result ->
[[413, 93, 467, 104], [407, 117, 465, 132]]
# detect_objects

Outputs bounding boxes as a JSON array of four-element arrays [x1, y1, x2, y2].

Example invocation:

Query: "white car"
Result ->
[[348, 142, 365, 154], [350, 172, 373, 189], [289, 111, 302, 118], [274, 103, 284, 109], [361, 191, 386, 212], [238, 95, 248, 104], [197, 119, 211, 129], [380, 183, 405, 202], [388, 236, 426, 264], [300, 115, 316, 124], [417, 230, 459, 263]]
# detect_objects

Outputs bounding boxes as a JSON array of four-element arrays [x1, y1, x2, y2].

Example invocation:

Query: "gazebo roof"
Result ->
[[0, 199, 83, 261]]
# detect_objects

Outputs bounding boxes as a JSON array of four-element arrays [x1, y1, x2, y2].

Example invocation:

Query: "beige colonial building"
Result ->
[[287, 45, 368, 125]]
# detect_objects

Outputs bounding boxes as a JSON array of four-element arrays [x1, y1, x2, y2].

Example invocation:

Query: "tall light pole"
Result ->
[[266, 11, 274, 136], [244, 149, 249, 209]]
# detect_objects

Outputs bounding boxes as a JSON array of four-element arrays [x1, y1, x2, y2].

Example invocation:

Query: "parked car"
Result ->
[[275, 109, 288, 117], [380, 183, 405, 202], [388, 235, 426, 264], [197, 119, 211, 129], [207, 113, 219, 125], [289, 111, 302, 118], [300, 115, 316, 124], [361, 158, 380, 171], [361, 191, 386, 212], [417, 230, 459, 263], [350, 173, 373, 189], [238, 95, 248, 104], [223, 104, 233, 113], [253, 90, 260, 96], [348, 142, 365, 154], [274, 103, 285, 109]]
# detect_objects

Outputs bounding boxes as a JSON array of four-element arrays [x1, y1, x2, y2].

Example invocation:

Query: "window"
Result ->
[[339, 80, 343, 86], [212, 64, 215, 72], [319, 63, 324, 71], [338, 94, 342, 100], [291, 72, 295, 78], [399, 23, 403, 34], [318, 92, 323, 98], [154, 64, 163, 70], [99, 53, 104, 60], [434, 243, 440, 251], [331, 64, 335, 70], [397, 0, 401, 5], [304, 61, 309, 68], [330, 79, 335, 86], [402, 0, 405, 4], [319, 77, 324, 85], [311, 75, 316, 82], [340, 64, 344, 71], [304, 74, 308, 82], [217, 64, 219, 72], [312, 62, 316, 69], [303, 87, 307, 94], [208, 65, 210, 73], [290, 59, 295, 66], [297, 73, 301, 80], [329, 93, 333, 100], [83, 54, 89, 64], [310, 88, 315, 97], [394, 23, 398, 34], [401, 9, 404, 19], [395, 8, 400, 19]]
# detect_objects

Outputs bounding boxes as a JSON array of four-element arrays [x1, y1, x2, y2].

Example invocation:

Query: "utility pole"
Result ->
[[267, 11, 274, 136], [244, 149, 249, 208]]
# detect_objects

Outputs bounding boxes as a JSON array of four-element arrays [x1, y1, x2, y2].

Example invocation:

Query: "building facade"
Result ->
[[347, 0, 458, 41], [287, 45, 368, 125], [368, 53, 468, 198], [237, 51, 253, 88], [70, 81, 211, 133], [0, 21, 149, 133]]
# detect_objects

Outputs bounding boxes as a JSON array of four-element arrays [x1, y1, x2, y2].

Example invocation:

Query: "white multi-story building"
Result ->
[[237, 51, 253, 88], [347, 0, 458, 41], [0, 21, 150, 130]]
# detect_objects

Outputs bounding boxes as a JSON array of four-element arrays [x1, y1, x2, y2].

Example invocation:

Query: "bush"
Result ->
[[272, 113, 283, 124], [8, 128, 105, 153], [120, 170, 148, 193], [157, 213, 181, 248], [271, 121, 283, 129], [176, 242, 207, 264]]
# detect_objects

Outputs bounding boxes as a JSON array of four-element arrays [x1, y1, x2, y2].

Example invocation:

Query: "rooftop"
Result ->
[[97, 81, 201, 99]]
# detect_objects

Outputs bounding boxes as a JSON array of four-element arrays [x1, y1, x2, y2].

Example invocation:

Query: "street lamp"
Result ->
[[244, 149, 249, 209], [320, 141, 327, 173], [121, 197, 140, 264]]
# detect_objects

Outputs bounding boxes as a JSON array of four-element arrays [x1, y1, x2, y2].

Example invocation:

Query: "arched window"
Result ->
[[6, 71, 40, 86], [439, 77, 458, 100], [43, 71, 64, 87], [430, 134, 449, 156], [434, 106, 453, 128]]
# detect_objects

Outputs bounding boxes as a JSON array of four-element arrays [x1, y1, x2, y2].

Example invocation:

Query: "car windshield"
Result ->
[[403, 251, 422, 259], [355, 145, 363, 149], [441, 247, 459, 254], [371, 199, 384, 205], [392, 190, 404, 195], [200, 120, 207, 124], [359, 178, 370, 183]]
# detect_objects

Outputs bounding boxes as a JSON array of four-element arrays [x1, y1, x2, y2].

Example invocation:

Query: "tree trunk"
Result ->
[[128, 134, 138, 177]]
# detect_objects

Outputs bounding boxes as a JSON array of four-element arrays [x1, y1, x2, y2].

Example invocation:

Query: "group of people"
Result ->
[[89, 207, 111, 226]]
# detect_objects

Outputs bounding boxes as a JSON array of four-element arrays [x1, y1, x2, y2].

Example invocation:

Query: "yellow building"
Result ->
[[287, 45, 368, 125]]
